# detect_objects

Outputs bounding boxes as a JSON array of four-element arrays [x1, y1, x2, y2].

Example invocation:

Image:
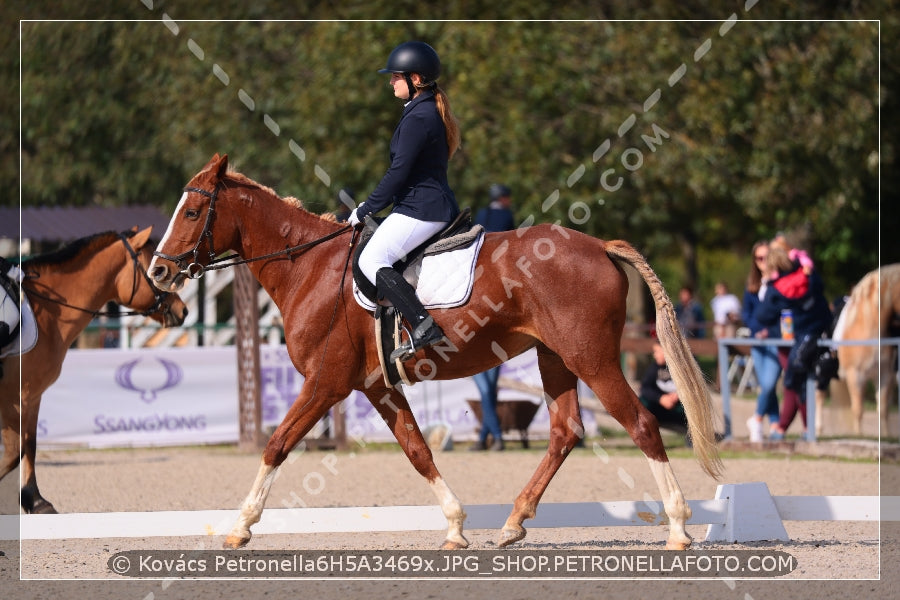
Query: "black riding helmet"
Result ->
[[378, 41, 441, 101]]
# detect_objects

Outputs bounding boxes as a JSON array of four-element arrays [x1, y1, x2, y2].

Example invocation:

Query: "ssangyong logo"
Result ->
[[115, 357, 183, 403]]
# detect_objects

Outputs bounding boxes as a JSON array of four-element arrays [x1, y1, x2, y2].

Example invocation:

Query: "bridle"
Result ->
[[24, 232, 174, 319], [153, 177, 361, 416], [153, 181, 353, 279], [152, 183, 224, 280]]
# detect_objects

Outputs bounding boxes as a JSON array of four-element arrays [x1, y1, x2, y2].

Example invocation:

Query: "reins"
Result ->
[[201, 225, 353, 274], [153, 182, 353, 279]]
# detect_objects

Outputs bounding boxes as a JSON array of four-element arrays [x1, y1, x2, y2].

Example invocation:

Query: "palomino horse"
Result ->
[[0, 227, 187, 513], [830, 264, 900, 438], [150, 154, 722, 550]]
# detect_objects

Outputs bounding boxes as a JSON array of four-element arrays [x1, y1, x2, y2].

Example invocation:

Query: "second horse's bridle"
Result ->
[[24, 232, 174, 319]]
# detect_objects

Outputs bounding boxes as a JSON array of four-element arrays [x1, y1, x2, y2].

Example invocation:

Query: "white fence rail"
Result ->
[[717, 337, 900, 442]]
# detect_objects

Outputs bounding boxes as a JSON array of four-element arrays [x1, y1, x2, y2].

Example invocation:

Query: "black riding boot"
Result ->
[[376, 267, 446, 361]]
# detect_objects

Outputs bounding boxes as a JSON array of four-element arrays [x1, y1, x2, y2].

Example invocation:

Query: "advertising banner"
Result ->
[[37, 347, 240, 448], [38, 346, 596, 448]]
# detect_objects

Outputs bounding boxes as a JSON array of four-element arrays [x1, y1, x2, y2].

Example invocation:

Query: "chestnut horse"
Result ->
[[830, 264, 900, 438], [0, 227, 187, 513], [150, 154, 722, 550]]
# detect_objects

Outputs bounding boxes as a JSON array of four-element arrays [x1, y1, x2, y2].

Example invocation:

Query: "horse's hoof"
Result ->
[[440, 535, 469, 550], [665, 538, 692, 550], [223, 534, 251, 549], [498, 526, 526, 548], [31, 499, 58, 515]]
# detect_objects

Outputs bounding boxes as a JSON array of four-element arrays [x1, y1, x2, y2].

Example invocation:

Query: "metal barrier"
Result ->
[[717, 337, 900, 442]]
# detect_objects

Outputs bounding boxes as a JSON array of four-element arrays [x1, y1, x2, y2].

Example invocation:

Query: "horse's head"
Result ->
[[150, 153, 234, 292], [123, 227, 188, 327]]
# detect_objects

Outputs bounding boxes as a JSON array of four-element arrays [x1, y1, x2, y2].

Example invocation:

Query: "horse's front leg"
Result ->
[[0, 387, 21, 485], [223, 459, 279, 549], [19, 393, 57, 514], [223, 389, 336, 549], [365, 386, 469, 549]]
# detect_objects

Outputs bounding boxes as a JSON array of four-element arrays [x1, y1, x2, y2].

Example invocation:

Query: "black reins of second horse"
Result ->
[[23, 232, 172, 319], [153, 182, 353, 280]]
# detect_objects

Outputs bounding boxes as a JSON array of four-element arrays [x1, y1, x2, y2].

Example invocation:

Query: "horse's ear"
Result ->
[[215, 153, 229, 178], [202, 153, 220, 170], [131, 227, 153, 250]]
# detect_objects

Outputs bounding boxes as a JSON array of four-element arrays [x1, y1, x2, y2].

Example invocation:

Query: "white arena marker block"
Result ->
[[705, 482, 789, 543]]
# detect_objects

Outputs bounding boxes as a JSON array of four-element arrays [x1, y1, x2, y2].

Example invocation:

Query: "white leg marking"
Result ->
[[227, 461, 279, 542], [428, 477, 468, 547], [647, 458, 692, 548]]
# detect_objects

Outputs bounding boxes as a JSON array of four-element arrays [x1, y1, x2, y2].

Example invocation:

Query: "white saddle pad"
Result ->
[[1, 264, 38, 359], [353, 231, 485, 312]]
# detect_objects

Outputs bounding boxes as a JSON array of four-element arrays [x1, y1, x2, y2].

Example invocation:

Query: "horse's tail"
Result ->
[[605, 240, 723, 480]]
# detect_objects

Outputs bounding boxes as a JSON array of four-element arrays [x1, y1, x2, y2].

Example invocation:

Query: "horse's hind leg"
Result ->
[[499, 345, 584, 547], [845, 369, 866, 436], [588, 369, 692, 549], [365, 386, 468, 549]]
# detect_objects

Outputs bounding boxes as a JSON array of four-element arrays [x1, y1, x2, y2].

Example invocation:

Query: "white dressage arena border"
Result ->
[[2, 483, 898, 543]]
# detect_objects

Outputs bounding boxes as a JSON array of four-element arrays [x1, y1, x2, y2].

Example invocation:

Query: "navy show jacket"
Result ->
[[357, 90, 459, 223]]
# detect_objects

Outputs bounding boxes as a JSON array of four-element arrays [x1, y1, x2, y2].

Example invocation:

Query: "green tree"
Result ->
[[4, 1, 893, 301]]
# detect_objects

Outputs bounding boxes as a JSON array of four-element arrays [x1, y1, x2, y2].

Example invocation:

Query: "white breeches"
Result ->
[[358, 213, 447, 284]]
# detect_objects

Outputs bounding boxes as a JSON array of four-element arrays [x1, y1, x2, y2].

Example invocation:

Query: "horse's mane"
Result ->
[[834, 268, 881, 341], [225, 170, 339, 224], [23, 230, 133, 269]]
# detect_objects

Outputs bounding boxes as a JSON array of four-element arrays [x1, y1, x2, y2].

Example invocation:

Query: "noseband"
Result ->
[[119, 232, 174, 318], [153, 183, 223, 280]]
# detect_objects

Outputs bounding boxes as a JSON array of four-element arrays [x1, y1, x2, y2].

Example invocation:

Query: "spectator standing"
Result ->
[[675, 285, 706, 338], [474, 184, 515, 233], [470, 183, 515, 451], [710, 281, 742, 340], [743, 241, 782, 442], [756, 239, 831, 440]]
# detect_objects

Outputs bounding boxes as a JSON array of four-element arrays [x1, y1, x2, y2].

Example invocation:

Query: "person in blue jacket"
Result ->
[[349, 41, 462, 361], [475, 184, 515, 233], [742, 240, 783, 442], [470, 183, 516, 451], [755, 240, 831, 439]]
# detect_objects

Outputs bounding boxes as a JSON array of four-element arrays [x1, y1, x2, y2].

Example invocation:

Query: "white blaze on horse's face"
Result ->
[[149, 191, 189, 292]]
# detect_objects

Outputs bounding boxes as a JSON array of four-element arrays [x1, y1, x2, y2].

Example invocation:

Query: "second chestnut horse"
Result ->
[[0, 227, 187, 513]]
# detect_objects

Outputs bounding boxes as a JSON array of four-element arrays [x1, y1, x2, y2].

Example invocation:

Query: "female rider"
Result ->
[[349, 41, 461, 361]]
